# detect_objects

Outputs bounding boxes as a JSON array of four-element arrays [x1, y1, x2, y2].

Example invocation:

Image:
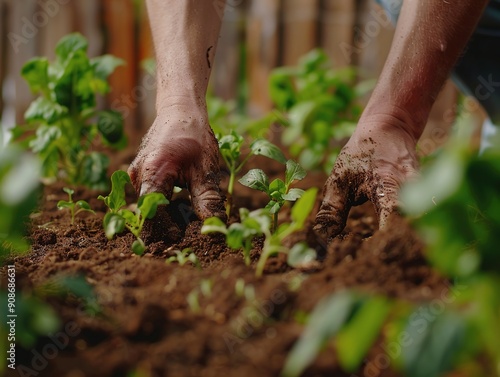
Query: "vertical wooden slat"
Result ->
[[103, 0, 137, 136], [39, 0, 75, 60], [320, 0, 356, 67], [246, 0, 280, 116], [281, 0, 319, 66], [7, 0, 37, 124]]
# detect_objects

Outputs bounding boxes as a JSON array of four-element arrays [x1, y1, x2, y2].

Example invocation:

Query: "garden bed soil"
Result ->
[[2, 158, 449, 377]]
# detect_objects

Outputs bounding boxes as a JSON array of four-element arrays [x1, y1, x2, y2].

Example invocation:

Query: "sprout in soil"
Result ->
[[57, 187, 95, 225]]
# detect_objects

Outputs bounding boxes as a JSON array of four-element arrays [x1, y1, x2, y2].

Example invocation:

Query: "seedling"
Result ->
[[98, 170, 168, 255], [218, 131, 286, 216], [15, 33, 126, 189], [57, 187, 95, 225], [203, 188, 318, 277], [166, 248, 201, 269], [239, 160, 306, 232], [268, 49, 367, 173]]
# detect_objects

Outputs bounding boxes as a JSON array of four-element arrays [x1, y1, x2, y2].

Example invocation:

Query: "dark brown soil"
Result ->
[[1, 164, 448, 377]]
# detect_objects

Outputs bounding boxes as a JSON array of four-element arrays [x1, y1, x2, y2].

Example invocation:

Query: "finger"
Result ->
[[313, 174, 352, 241], [128, 155, 177, 200], [189, 163, 226, 222], [369, 175, 400, 229]]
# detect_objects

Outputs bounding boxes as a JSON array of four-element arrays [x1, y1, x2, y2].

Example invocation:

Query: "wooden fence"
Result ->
[[1, 0, 477, 151]]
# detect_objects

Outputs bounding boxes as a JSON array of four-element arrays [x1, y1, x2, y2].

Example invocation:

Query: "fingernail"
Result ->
[[139, 182, 151, 196]]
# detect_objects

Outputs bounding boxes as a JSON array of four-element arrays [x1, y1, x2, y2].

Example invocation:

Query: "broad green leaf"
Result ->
[[269, 178, 286, 196], [57, 200, 73, 210], [137, 192, 168, 219], [29, 125, 61, 154], [201, 217, 228, 235], [99, 170, 130, 211], [287, 242, 317, 268], [265, 200, 282, 214], [21, 58, 49, 94], [79, 152, 109, 190], [291, 187, 317, 228], [91, 55, 125, 80], [402, 310, 466, 377], [336, 297, 391, 372], [97, 110, 124, 144], [250, 139, 287, 164], [120, 209, 137, 229], [282, 188, 305, 201], [103, 212, 125, 239], [132, 238, 146, 255], [281, 291, 359, 377], [239, 169, 269, 193], [25, 97, 67, 124], [285, 160, 306, 185], [55, 33, 88, 63], [76, 200, 93, 211], [227, 224, 245, 249], [269, 67, 296, 110]]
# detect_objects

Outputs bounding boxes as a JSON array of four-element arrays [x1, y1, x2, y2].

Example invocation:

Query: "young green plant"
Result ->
[[218, 131, 287, 216], [57, 187, 95, 225], [239, 159, 306, 232], [166, 248, 201, 269], [202, 187, 318, 277], [98, 170, 168, 255], [15, 33, 126, 189]]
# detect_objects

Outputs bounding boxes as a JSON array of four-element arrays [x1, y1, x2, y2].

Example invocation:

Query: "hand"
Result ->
[[314, 114, 419, 240], [128, 104, 226, 221]]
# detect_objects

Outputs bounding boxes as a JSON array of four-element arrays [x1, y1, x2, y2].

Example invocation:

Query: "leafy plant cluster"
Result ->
[[15, 33, 126, 190], [98, 171, 168, 255], [282, 131, 500, 377], [202, 188, 317, 277], [268, 49, 368, 173]]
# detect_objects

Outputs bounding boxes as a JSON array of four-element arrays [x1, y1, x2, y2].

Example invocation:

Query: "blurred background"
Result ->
[[0, 0, 486, 151]]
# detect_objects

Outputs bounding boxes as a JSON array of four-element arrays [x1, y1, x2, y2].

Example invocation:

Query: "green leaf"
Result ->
[[336, 297, 391, 372], [63, 187, 74, 196], [281, 291, 359, 377], [91, 55, 125, 80], [265, 200, 282, 215], [285, 160, 306, 185], [99, 170, 130, 212], [137, 192, 168, 219], [75, 200, 92, 211], [282, 188, 305, 201], [79, 152, 109, 190], [29, 125, 61, 154], [55, 33, 88, 63], [402, 310, 466, 377], [132, 238, 146, 255], [269, 178, 286, 196], [201, 217, 228, 235], [21, 58, 49, 94], [287, 242, 317, 268], [103, 212, 125, 239], [25, 97, 67, 124], [239, 169, 269, 193], [227, 224, 245, 249], [57, 200, 73, 210], [291, 187, 317, 228], [97, 110, 124, 144], [250, 139, 287, 164]]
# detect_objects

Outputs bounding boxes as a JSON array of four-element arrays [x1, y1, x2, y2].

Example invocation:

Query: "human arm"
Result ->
[[314, 0, 489, 238], [128, 0, 227, 220]]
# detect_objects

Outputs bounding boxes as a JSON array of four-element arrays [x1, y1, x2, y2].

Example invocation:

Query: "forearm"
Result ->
[[146, 0, 225, 110], [364, 0, 488, 140]]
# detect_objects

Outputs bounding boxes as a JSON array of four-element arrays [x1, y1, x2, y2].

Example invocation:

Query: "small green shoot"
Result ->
[[239, 160, 306, 232], [166, 248, 201, 269], [57, 187, 95, 225], [218, 131, 286, 216], [203, 188, 318, 277], [98, 170, 168, 255], [202, 208, 270, 266]]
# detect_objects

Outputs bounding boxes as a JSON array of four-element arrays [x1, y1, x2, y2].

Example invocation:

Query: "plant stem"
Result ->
[[272, 212, 278, 233], [226, 169, 235, 217]]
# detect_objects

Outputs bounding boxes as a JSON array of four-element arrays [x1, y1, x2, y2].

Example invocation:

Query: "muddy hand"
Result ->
[[314, 116, 419, 240], [128, 106, 226, 221]]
